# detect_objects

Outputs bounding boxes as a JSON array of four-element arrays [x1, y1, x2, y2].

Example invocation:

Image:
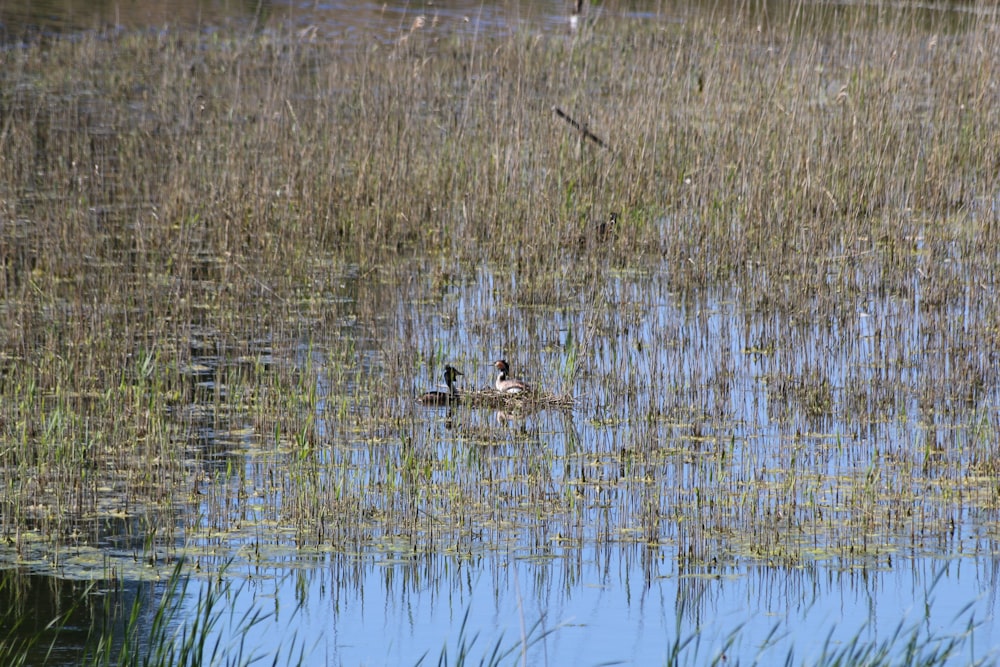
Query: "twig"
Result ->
[[552, 106, 608, 149]]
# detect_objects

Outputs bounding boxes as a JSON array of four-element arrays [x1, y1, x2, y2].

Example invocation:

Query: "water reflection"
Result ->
[[0, 569, 160, 667], [186, 547, 998, 665]]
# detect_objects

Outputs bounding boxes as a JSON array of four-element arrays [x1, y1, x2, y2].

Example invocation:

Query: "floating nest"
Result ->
[[456, 388, 576, 410]]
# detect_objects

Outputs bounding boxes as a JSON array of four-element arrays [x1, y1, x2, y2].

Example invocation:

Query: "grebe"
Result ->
[[494, 359, 530, 394], [418, 365, 463, 405]]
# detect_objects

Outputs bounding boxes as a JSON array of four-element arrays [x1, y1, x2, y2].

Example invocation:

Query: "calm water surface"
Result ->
[[197, 554, 998, 664]]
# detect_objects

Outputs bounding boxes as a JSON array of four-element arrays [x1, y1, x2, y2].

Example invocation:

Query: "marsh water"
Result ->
[[2, 0, 1000, 665], [181, 261, 1000, 665]]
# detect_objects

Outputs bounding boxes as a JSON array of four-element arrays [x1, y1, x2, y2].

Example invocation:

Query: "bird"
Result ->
[[418, 365, 463, 405], [493, 359, 530, 394]]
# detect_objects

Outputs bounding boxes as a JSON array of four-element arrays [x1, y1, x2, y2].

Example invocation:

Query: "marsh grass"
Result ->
[[88, 561, 307, 667], [0, 0, 999, 582], [0, 560, 306, 666]]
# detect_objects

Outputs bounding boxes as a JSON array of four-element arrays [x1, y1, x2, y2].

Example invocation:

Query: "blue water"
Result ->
[[194, 552, 998, 665]]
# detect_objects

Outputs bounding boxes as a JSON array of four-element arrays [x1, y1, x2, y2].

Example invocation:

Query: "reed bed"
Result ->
[[0, 1, 999, 582]]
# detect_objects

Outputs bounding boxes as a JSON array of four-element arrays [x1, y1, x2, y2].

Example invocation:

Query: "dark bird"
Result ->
[[418, 365, 464, 405]]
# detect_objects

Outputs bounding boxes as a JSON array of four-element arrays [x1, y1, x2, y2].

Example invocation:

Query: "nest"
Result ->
[[456, 389, 576, 410]]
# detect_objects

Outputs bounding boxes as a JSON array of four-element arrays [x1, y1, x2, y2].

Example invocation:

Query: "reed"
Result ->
[[0, 0, 997, 580]]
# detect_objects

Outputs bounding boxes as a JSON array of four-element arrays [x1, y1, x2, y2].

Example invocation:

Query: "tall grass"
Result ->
[[0, 1, 998, 572]]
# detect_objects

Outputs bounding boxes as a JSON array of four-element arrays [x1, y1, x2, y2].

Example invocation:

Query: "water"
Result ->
[[163, 255, 998, 664], [190, 552, 999, 664]]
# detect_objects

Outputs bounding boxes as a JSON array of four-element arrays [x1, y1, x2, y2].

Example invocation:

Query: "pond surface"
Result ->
[[158, 254, 999, 664], [1, 1, 998, 665], [191, 553, 998, 665]]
